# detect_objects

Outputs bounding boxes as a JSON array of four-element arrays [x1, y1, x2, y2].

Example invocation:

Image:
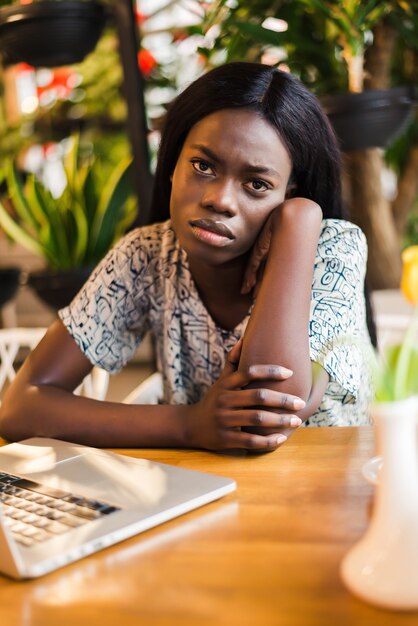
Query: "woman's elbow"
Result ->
[[0, 404, 20, 442], [0, 384, 38, 441], [297, 364, 329, 420]]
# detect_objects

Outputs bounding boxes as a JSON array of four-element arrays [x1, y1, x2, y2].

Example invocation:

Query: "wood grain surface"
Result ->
[[0, 427, 416, 626]]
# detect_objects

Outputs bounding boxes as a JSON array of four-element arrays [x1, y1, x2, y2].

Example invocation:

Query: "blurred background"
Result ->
[[0, 0, 416, 396]]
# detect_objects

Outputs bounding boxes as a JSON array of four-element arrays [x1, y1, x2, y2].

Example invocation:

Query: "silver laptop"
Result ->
[[0, 437, 236, 579]]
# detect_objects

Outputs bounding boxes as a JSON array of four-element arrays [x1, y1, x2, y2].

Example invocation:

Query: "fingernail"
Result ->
[[280, 367, 293, 376], [275, 435, 287, 445], [293, 398, 305, 410], [290, 416, 302, 427]]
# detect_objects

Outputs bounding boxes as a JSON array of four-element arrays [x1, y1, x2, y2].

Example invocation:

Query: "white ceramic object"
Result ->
[[362, 455, 383, 485], [341, 396, 418, 610]]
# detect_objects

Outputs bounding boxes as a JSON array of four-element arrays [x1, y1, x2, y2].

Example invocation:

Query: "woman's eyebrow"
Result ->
[[190, 144, 282, 179], [190, 144, 222, 164]]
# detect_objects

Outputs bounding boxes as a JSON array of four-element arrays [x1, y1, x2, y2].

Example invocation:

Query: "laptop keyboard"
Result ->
[[0, 472, 121, 547]]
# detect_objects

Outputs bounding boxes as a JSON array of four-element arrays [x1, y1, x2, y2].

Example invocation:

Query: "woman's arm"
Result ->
[[0, 320, 301, 450], [239, 198, 329, 422], [0, 199, 325, 450], [0, 320, 191, 447]]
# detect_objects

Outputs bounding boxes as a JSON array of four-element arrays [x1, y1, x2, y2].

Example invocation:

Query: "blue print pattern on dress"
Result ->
[[59, 219, 372, 426], [307, 221, 371, 425]]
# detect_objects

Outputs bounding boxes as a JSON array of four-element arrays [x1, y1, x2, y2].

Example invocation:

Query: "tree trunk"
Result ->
[[344, 149, 402, 289], [364, 20, 397, 90], [344, 20, 402, 289], [393, 144, 418, 236]]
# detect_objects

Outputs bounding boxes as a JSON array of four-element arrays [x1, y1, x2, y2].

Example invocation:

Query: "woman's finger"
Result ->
[[218, 338, 244, 380], [218, 387, 306, 412], [220, 429, 287, 451], [218, 408, 302, 429], [227, 337, 243, 365], [223, 364, 294, 390]]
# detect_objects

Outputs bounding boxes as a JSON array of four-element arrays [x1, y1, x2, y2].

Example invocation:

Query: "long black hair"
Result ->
[[151, 62, 343, 222], [150, 62, 376, 345]]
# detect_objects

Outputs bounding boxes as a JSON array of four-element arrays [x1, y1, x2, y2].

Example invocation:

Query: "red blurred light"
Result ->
[[137, 49, 157, 76]]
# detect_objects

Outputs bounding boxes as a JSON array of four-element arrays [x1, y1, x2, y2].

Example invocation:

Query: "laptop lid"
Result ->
[[0, 438, 236, 579]]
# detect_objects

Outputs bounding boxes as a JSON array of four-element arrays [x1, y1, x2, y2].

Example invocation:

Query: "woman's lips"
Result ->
[[189, 219, 235, 240]]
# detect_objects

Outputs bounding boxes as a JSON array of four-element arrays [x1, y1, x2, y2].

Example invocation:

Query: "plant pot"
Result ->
[[321, 86, 418, 152], [0, 267, 21, 308], [28, 266, 93, 310], [0, 1, 108, 68]]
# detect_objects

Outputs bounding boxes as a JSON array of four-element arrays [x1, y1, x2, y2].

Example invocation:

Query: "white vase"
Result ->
[[340, 395, 418, 610]]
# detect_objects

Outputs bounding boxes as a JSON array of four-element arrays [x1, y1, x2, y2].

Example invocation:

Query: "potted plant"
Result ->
[[196, 0, 418, 290], [0, 265, 20, 308], [202, 0, 416, 150], [0, 135, 136, 309], [0, 0, 108, 68], [298, 0, 417, 151]]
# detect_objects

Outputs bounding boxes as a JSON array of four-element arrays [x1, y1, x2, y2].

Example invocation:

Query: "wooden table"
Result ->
[[0, 427, 416, 626]]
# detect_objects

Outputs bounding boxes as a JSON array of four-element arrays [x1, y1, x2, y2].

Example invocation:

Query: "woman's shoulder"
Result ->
[[318, 218, 367, 257], [319, 218, 366, 244], [83, 220, 178, 290]]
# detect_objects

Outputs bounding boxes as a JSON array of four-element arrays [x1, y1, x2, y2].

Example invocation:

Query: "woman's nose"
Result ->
[[201, 179, 238, 216]]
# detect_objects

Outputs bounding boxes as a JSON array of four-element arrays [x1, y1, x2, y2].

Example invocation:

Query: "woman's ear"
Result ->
[[285, 182, 297, 199]]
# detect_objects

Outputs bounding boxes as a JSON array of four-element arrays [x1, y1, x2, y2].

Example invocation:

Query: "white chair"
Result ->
[[123, 371, 163, 405], [0, 327, 109, 401]]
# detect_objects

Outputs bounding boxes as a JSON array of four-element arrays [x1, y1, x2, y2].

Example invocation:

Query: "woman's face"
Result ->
[[170, 108, 293, 267]]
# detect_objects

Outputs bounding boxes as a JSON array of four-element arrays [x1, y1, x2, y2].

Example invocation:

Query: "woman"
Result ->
[[0, 63, 373, 451]]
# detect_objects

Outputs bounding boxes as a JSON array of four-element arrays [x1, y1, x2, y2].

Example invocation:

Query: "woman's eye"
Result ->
[[246, 179, 270, 192], [191, 159, 214, 175]]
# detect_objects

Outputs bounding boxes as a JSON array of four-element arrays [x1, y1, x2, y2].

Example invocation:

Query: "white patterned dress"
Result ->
[[59, 219, 372, 426]]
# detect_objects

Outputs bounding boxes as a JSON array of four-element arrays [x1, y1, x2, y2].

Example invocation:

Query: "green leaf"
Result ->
[[364, 5, 390, 29], [388, 12, 418, 50], [356, 0, 382, 25], [228, 18, 289, 47], [25, 174, 49, 229], [63, 134, 80, 192], [89, 158, 134, 261], [69, 199, 89, 266], [79, 166, 98, 227], [6, 163, 39, 231], [114, 196, 137, 237], [23, 175, 61, 262], [299, 0, 333, 20], [34, 183, 72, 268], [0, 138, 136, 270], [0, 199, 44, 257], [394, 310, 418, 399], [229, 17, 327, 57]]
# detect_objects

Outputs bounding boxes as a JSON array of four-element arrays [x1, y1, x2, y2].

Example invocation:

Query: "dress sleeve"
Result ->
[[58, 228, 153, 373], [309, 220, 369, 399]]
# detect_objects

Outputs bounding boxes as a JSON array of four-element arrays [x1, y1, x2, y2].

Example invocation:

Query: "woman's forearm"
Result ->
[[239, 198, 323, 405], [0, 378, 191, 448]]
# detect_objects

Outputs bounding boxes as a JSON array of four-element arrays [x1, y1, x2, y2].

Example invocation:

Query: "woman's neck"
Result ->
[[188, 254, 253, 331]]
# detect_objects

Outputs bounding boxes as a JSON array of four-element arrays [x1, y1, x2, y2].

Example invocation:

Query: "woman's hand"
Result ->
[[241, 209, 274, 296], [241, 197, 321, 296], [184, 340, 304, 452]]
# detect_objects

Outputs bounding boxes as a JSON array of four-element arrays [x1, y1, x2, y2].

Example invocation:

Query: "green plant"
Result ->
[[0, 135, 136, 269], [372, 245, 418, 402], [200, 0, 417, 95], [198, 1, 418, 290], [297, 1, 416, 92]]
